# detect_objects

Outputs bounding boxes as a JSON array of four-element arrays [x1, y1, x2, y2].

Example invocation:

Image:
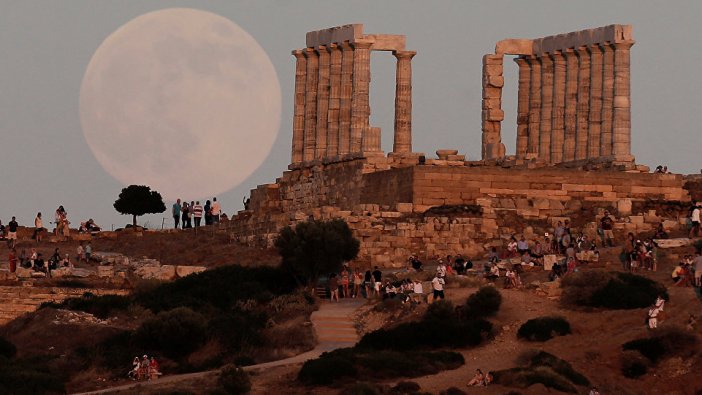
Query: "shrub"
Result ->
[[622, 327, 698, 363], [339, 382, 383, 395], [392, 381, 421, 393], [562, 271, 667, 309], [218, 364, 251, 395], [0, 336, 16, 359], [357, 319, 492, 350], [0, 356, 66, 395], [207, 309, 265, 353], [438, 388, 468, 395], [620, 350, 650, 378], [517, 316, 571, 342], [424, 300, 456, 322], [462, 286, 502, 319], [134, 307, 207, 358], [493, 351, 589, 393], [299, 348, 464, 385], [54, 294, 131, 319]]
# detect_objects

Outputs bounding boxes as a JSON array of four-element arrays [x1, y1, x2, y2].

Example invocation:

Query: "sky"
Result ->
[[1, 0, 701, 229]]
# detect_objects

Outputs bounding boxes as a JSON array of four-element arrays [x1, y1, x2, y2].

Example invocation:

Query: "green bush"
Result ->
[[298, 348, 463, 385], [462, 286, 502, 319], [41, 293, 131, 319], [517, 316, 571, 342], [424, 300, 456, 322], [134, 307, 207, 358], [562, 271, 667, 309], [218, 364, 251, 394], [0, 336, 17, 358], [493, 351, 589, 393], [620, 350, 650, 378], [622, 327, 698, 363], [357, 319, 492, 350]]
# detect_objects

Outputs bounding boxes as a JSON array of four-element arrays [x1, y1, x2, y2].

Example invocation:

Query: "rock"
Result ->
[[655, 238, 694, 249], [15, 267, 34, 279], [175, 266, 207, 278], [0, 269, 17, 281], [134, 264, 177, 281], [97, 266, 114, 278]]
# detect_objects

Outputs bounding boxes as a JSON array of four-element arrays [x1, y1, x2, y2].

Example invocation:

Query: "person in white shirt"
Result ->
[[690, 203, 701, 238], [431, 275, 445, 300], [33, 212, 44, 242], [211, 197, 222, 224], [436, 260, 447, 277]]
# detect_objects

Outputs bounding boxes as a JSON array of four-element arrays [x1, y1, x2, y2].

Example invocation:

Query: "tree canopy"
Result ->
[[113, 185, 166, 227], [274, 219, 360, 286]]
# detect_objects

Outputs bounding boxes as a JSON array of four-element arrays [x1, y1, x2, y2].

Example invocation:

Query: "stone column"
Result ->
[[550, 51, 566, 163], [575, 46, 591, 161], [392, 50, 416, 154], [563, 49, 578, 162], [302, 48, 319, 162], [291, 49, 306, 165], [350, 41, 372, 154], [600, 43, 614, 157], [539, 54, 554, 162], [338, 42, 354, 155], [588, 44, 603, 158], [315, 46, 330, 160], [481, 54, 505, 160], [514, 56, 530, 159], [527, 56, 541, 156], [362, 127, 382, 152], [613, 41, 634, 158], [326, 44, 342, 158]]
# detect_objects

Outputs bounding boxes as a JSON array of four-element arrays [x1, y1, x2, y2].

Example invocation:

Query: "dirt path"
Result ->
[[71, 298, 365, 395]]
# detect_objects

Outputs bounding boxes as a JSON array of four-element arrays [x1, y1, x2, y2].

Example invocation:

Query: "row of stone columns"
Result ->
[[514, 41, 634, 163], [291, 43, 416, 165]]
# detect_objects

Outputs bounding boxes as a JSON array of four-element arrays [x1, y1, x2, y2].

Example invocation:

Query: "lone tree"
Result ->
[[113, 185, 166, 228], [275, 218, 360, 287]]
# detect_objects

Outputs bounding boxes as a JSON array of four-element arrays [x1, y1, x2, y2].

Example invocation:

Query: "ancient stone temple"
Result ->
[[230, 24, 693, 268], [290, 24, 417, 168], [481, 25, 635, 167]]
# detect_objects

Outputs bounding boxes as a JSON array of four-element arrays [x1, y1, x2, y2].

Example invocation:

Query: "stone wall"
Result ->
[[231, 157, 690, 268], [0, 286, 129, 325]]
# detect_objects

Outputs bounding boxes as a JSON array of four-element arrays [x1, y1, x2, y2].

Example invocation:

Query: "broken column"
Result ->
[[481, 54, 505, 160], [392, 50, 416, 154]]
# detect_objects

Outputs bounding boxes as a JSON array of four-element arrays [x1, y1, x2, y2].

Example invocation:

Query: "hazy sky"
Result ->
[[1, 0, 701, 229]]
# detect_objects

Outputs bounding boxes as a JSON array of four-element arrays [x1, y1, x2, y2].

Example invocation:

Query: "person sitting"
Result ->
[[409, 255, 423, 272], [149, 356, 161, 380], [516, 236, 530, 255], [384, 281, 397, 299], [411, 279, 424, 304], [454, 254, 466, 274], [505, 237, 519, 258], [468, 369, 486, 386], [485, 247, 499, 264], [85, 219, 101, 232], [62, 254, 73, 268], [128, 357, 140, 380], [139, 355, 150, 380], [530, 241, 545, 265], [33, 254, 46, 272], [654, 223, 669, 239], [486, 264, 500, 282], [549, 263, 564, 281], [436, 259, 447, 277]]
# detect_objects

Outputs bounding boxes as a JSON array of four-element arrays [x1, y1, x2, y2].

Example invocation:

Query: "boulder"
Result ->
[[15, 267, 34, 279], [175, 266, 206, 278], [655, 238, 694, 249]]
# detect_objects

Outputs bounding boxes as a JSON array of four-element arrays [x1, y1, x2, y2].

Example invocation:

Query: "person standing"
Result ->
[[204, 200, 212, 226], [372, 266, 382, 297], [600, 211, 615, 247], [85, 241, 93, 263], [7, 216, 18, 248], [690, 202, 701, 239], [192, 201, 203, 227], [693, 250, 702, 287], [33, 212, 43, 242], [172, 199, 181, 229], [328, 274, 339, 302], [211, 197, 221, 224], [188, 201, 195, 228], [431, 274, 445, 301], [181, 201, 189, 229], [8, 248, 17, 273]]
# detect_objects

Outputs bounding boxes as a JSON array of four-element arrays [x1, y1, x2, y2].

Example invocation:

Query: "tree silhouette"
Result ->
[[113, 185, 166, 228], [275, 218, 360, 287]]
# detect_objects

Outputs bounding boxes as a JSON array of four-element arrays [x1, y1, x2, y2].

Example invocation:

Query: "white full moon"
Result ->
[[80, 8, 281, 201]]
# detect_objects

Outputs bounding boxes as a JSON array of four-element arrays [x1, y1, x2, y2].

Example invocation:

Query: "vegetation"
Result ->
[[357, 319, 492, 351], [493, 351, 589, 393], [217, 364, 251, 394], [0, 353, 65, 395], [461, 286, 502, 319], [517, 316, 571, 342], [275, 219, 360, 286], [561, 271, 667, 309], [621, 326, 698, 378], [298, 348, 463, 385], [113, 184, 166, 227], [133, 307, 207, 358], [42, 293, 131, 319], [0, 336, 16, 359]]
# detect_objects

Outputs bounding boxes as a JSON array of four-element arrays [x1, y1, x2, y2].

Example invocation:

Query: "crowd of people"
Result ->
[[171, 198, 225, 229], [127, 355, 161, 381]]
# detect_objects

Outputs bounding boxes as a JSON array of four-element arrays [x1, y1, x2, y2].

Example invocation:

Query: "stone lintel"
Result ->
[[306, 24, 364, 48], [533, 24, 633, 55], [495, 39, 534, 55], [363, 34, 406, 51]]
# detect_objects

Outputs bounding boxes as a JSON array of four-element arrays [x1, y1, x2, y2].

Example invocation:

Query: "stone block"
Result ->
[[175, 266, 206, 278], [617, 199, 632, 216], [97, 266, 115, 278], [629, 216, 644, 225], [15, 267, 33, 279]]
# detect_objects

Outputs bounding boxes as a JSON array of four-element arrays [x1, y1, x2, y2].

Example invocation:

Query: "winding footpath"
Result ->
[[72, 298, 364, 395]]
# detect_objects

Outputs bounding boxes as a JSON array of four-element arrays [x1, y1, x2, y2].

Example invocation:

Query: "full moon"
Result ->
[[80, 8, 281, 201]]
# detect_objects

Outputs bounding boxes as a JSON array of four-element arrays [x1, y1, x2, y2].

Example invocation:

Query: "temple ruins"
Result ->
[[290, 24, 417, 167], [482, 25, 635, 167], [230, 24, 695, 267]]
